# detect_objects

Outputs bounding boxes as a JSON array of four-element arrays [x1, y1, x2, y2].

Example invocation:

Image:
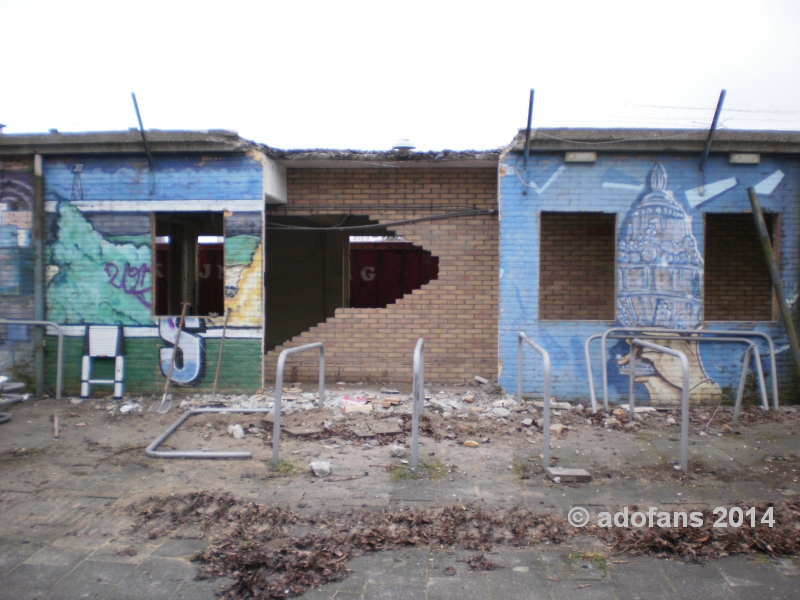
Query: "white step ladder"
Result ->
[[80, 326, 124, 399]]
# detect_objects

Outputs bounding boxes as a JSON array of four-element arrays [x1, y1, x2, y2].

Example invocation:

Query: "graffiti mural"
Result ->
[[0, 161, 36, 378], [158, 317, 206, 385], [42, 155, 264, 393], [47, 202, 152, 325], [617, 163, 703, 329], [616, 163, 719, 402], [499, 153, 799, 403]]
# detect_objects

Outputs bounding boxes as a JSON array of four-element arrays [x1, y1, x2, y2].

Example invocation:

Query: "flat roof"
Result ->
[[506, 128, 800, 154], [0, 129, 251, 156]]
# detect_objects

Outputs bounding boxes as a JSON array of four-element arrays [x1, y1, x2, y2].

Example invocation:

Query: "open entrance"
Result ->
[[266, 216, 438, 350], [153, 212, 225, 317]]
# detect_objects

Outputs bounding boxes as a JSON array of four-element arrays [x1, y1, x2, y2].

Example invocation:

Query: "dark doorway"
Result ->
[[153, 212, 225, 317]]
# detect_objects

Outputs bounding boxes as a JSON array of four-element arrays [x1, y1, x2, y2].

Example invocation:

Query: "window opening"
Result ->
[[704, 213, 775, 321], [539, 212, 616, 320], [153, 212, 224, 317]]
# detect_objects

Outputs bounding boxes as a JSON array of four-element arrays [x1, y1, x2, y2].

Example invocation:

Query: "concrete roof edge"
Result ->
[[0, 130, 254, 156], [263, 147, 501, 168], [504, 128, 800, 154]]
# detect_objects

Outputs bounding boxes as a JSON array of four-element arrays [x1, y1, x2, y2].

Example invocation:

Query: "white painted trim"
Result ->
[[45, 200, 263, 213], [47, 326, 262, 339]]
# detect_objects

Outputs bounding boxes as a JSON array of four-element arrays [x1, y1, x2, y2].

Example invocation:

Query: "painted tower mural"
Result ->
[[616, 163, 719, 403], [499, 153, 799, 404], [617, 163, 703, 329], [42, 154, 265, 395]]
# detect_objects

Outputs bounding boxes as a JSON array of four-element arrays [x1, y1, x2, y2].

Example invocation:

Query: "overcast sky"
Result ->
[[2, 0, 799, 151]]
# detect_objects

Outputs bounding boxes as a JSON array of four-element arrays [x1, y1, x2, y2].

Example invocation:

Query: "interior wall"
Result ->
[[266, 225, 347, 351]]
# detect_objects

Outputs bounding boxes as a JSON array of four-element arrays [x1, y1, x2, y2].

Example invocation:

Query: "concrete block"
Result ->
[[545, 467, 592, 482]]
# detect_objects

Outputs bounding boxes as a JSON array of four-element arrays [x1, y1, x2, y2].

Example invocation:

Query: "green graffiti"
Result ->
[[225, 234, 260, 266], [47, 202, 153, 325], [107, 234, 151, 247]]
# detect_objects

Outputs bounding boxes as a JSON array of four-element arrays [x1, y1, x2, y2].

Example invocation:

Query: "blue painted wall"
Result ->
[[41, 154, 264, 394], [499, 152, 799, 404], [44, 155, 262, 201]]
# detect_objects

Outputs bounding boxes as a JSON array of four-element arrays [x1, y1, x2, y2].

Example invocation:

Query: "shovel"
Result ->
[[150, 302, 189, 414]]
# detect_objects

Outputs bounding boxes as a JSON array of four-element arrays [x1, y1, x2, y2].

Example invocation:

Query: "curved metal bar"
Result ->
[[588, 334, 769, 413], [0, 412, 11, 425], [146, 408, 274, 459], [0, 320, 64, 400], [518, 332, 552, 468], [411, 338, 424, 472], [599, 328, 777, 410], [272, 342, 325, 465], [631, 339, 690, 473]]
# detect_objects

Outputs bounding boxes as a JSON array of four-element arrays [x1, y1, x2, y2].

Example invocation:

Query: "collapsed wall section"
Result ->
[[264, 167, 498, 384]]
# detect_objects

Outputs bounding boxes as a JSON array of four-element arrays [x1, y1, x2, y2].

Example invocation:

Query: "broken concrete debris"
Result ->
[[390, 445, 406, 457], [309, 461, 331, 477], [473, 376, 489, 384], [227, 424, 246, 439], [342, 404, 373, 415], [545, 467, 592, 482]]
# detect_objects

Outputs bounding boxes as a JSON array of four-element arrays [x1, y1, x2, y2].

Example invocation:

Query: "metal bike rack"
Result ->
[[272, 342, 325, 465], [146, 408, 273, 459], [630, 339, 690, 473], [517, 332, 552, 468], [586, 333, 769, 418], [0, 320, 64, 400], [592, 327, 778, 412], [411, 338, 424, 472]]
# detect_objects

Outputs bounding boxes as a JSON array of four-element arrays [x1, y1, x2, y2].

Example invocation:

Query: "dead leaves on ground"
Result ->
[[130, 493, 800, 599]]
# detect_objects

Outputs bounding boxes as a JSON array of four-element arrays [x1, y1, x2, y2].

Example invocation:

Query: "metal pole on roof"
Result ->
[[131, 93, 155, 195], [747, 186, 800, 380], [522, 89, 534, 195], [699, 89, 726, 172]]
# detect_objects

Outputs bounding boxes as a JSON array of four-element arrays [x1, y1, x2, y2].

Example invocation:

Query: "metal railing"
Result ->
[[146, 408, 273, 459], [630, 339, 690, 473], [589, 327, 778, 412], [272, 342, 325, 465], [517, 332, 552, 467], [586, 333, 770, 418], [411, 338, 424, 472], [0, 320, 63, 400]]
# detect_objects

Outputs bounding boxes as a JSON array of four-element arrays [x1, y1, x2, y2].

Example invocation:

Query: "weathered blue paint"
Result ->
[[44, 155, 262, 201], [499, 153, 800, 403], [0, 161, 36, 377], [42, 154, 264, 393]]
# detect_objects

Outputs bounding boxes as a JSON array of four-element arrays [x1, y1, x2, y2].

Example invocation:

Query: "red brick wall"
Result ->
[[704, 213, 775, 321], [264, 167, 498, 384], [539, 212, 616, 320]]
